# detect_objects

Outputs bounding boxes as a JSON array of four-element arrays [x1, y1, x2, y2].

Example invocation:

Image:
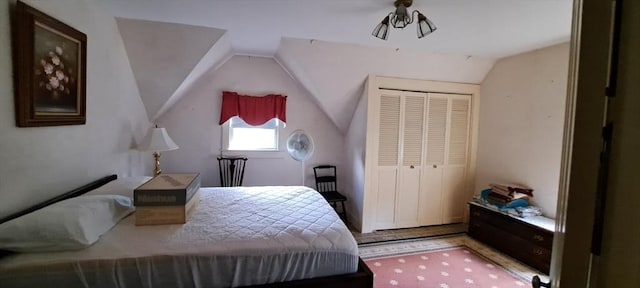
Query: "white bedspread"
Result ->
[[0, 186, 358, 288]]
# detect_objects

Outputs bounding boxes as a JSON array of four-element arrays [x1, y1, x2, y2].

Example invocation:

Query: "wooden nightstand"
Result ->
[[468, 202, 555, 274]]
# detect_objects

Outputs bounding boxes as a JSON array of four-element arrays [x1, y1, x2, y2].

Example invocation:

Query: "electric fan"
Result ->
[[286, 130, 315, 185]]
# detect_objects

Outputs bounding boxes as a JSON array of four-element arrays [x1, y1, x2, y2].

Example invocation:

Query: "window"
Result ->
[[225, 117, 279, 151]]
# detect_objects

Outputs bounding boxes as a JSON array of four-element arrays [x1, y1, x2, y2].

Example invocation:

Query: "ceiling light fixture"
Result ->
[[372, 0, 437, 40]]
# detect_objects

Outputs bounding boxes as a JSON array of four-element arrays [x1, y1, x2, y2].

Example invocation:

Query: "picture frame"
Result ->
[[13, 1, 87, 127]]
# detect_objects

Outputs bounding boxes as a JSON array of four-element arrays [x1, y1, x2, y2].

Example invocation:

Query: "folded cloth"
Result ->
[[479, 189, 529, 209], [487, 192, 512, 202], [489, 184, 511, 196], [490, 188, 511, 197], [511, 192, 530, 200], [516, 206, 542, 214], [506, 205, 543, 218], [480, 189, 492, 199], [487, 194, 510, 206], [489, 183, 534, 196], [504, 198, 529, 209], [508, 185, 534, 196]]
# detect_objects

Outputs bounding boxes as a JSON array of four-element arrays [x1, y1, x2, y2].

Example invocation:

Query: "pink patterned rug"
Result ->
[[365, 246, 529, 288]]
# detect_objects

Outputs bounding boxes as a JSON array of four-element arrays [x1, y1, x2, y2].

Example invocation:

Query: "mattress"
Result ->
[[0, 186, 359, 288]]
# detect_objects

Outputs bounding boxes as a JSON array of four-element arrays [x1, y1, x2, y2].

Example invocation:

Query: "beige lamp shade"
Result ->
[[140, 127, 178, 176], [141, 127, 179, 152]]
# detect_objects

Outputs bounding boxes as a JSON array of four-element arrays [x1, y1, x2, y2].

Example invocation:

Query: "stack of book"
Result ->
[[134, 173, 201, 225], [486, 183, 533, 207]]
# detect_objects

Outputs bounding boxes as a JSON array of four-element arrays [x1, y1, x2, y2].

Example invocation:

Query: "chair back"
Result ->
[[217, 156, 248, 187], [313, 165, 337, 192]]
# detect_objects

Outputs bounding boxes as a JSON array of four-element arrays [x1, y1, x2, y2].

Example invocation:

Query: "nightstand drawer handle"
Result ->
[[533, 234, 544, 241], [533, 248, 544, 256], [472, 211, 480, 217]]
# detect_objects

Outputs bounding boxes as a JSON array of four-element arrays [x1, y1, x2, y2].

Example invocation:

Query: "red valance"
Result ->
[[218, 91, 287, 126]]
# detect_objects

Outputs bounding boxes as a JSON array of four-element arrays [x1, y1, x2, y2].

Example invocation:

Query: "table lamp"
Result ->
[[141, 126, 178, 176]]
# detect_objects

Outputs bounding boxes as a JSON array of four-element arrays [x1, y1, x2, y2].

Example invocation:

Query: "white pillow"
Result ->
[[85, 176, 153, 198], [0, 195, 134, 252]]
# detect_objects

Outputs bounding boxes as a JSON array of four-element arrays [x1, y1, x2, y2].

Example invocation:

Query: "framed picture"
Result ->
[[13, 1, 87, 127]]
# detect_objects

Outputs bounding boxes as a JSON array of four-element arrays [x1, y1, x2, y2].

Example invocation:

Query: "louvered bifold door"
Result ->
[[447, 97, 471, 166], [396, 93, 426, 228], [419, 94, 449, 226], [375, 93, 401, 228], [442, 95, 472, 224]]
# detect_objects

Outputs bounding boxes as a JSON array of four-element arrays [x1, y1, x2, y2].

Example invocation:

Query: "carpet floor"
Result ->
[[359, 235, 549, 288]]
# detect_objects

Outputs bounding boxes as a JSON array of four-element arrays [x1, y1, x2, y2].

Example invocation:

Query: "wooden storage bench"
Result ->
[[468, 202, 555, 274]]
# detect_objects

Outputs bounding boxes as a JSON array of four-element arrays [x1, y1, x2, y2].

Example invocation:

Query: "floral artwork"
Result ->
[[13, 1, 86, 127], [33, 22, 81, 114]]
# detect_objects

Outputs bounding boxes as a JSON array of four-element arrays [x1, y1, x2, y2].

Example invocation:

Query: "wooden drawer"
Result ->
[[469, 204, 553, 249], [469, 218, 551, 273], [468, 204, 552, 274]]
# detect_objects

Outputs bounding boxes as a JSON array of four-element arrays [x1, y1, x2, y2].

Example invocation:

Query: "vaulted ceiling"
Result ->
[[105, 0, 573, 132]]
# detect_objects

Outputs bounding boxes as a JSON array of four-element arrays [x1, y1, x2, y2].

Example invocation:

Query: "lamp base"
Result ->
[[153, 151, 162, 176]]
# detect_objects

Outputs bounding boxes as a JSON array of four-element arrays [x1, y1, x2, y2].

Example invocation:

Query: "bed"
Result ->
[[0, 175, 373, 288]]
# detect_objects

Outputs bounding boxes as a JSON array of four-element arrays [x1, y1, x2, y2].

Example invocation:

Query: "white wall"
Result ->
[[157, 55, 345, 188], [0, 0, 151, 219], [343, 78, 369, 230], [476, 43, 570, 218], [116, 18, 227, 121]]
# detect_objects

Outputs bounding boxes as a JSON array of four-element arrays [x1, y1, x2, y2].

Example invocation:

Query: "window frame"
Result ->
[[222, 117, 281, 152]]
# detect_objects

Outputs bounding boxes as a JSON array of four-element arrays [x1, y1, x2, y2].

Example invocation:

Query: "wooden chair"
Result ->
[[217, 156, 248, 187], [313, 165, 348, 223]]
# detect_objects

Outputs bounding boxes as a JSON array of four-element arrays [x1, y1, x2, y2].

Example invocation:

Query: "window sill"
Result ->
[[220, 150, 287, 159]]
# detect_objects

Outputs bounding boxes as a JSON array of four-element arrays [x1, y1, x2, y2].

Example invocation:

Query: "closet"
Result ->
[[363, 76, 479, 232]]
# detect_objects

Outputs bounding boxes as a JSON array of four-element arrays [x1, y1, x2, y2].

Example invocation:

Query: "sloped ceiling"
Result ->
[[118, 22, 496, 132], [116, 18, 230, 121], [276, 38, 496, 132], [108, 0, 572, 131], [103, 0, 572, 58]]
